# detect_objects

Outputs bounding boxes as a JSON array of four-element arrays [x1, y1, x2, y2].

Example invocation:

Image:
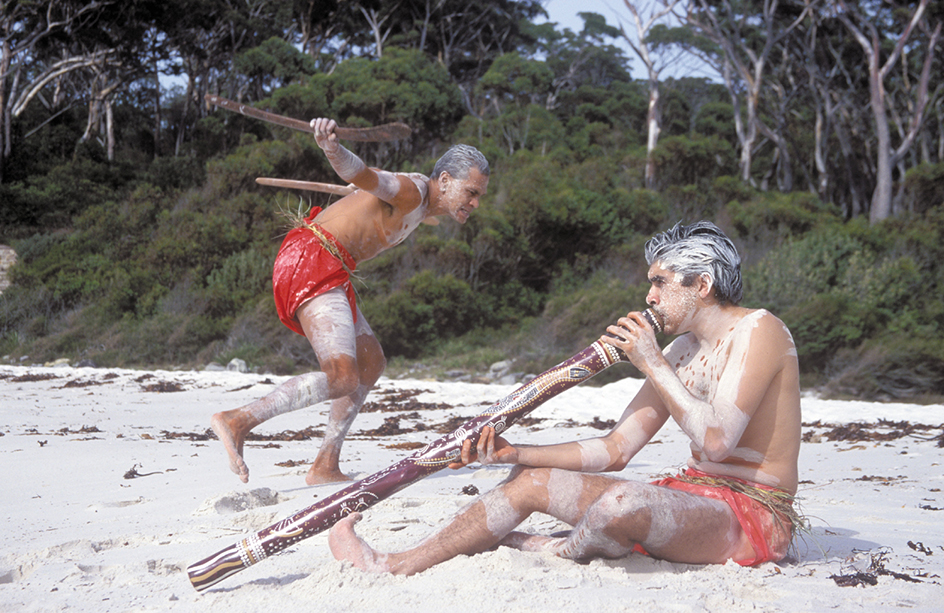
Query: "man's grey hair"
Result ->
[[432, 144, 490, 180], [644, 221, 743, 305]]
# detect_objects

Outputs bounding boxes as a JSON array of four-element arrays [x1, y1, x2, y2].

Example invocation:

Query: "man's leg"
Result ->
[[330, 468, 753, 574], [211, 288, 360, 483], [504, 480, 752, 565], [305, 303, 386, 484], [329, 467, 619, 575]]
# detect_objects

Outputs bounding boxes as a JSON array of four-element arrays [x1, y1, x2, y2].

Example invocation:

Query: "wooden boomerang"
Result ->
[[255, 177, 440, 225], [205, 94, 412, 142], [255, 178, 354, 195]]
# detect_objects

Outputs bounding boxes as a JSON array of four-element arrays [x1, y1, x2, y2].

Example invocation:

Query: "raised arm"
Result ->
[[311, 118, 425, 209]]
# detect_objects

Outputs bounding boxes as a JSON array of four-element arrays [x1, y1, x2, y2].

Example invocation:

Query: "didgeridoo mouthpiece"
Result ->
[[642, 308, 664, 335]]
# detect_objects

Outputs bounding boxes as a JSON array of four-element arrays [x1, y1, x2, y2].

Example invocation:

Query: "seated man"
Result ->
[[329, 220, 802, 573]]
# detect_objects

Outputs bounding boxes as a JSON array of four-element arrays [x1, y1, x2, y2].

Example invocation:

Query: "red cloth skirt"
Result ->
[[272, 207, 358, 336], [634, 468, 794, 566]]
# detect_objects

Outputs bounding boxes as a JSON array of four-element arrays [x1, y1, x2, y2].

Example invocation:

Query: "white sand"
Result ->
[[1, 364, 942, 612]]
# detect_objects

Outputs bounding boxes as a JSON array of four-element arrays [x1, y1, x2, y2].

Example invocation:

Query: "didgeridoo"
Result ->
[[205, 94, 412, 142], [186, 310, 663, 592]]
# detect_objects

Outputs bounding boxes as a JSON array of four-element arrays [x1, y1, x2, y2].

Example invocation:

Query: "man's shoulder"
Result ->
[[734, 308, 797, 355], [400, 172, 430, 182], [737, 308, 790, 335], [400, 172, 431, 204]]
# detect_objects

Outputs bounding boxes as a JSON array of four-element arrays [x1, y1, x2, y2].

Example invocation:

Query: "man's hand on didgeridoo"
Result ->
[[449, 426, 519, 469]]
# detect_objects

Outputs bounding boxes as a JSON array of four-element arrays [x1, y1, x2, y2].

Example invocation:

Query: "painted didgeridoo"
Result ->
[[205, 94, 412, 142], [186, 310, 663, 592]]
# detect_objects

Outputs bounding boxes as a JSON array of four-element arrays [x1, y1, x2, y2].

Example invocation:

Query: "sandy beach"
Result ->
[[1, 364, 942, 612]]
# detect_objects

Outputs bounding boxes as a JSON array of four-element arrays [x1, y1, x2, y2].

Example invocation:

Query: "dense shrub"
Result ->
[[903, 162, 944, 214], [362, 271, 486, 358], [824, 337, 944, 400]]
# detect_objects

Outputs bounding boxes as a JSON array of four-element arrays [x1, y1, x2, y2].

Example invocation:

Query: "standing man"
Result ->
[[329, 221, 803, 571], [212, 118, 490, 485]]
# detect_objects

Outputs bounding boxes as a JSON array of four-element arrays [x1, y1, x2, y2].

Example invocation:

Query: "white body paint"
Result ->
[[544, 468, 585, 521], [577, 439, 611, 472], [324, 144, 367, 183], [656, 309, 769, 461], [298, 287, 358, 361], [246, 371, 330, 422], [246, 289, 368, 423], [481, 489, 518, 538], [381, 176, 430, 247]]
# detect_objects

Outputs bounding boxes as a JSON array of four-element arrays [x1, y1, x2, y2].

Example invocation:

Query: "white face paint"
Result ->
[[648, 264, 700, 335], [437, 169, 488, 224]]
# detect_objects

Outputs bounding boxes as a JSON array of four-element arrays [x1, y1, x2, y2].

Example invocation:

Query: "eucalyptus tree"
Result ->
[[618, 0, 686, 188], [366, 0, 546, 116], [682, 0, 818, 187], [835, 0, 941, 223], [0, 0, 118, 180]]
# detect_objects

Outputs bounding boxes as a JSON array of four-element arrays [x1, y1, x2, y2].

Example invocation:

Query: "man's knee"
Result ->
[[356, 333, 385, 385], [321, 358, 360, 398], [503, 465, 549, 485], [584, 481, 654, 542]]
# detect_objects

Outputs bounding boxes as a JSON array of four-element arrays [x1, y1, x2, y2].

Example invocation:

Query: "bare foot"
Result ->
[[211, 412, 250, 483], [305, 464, 352, 486], [328, 512, 391, 573], [498, 531, 565, 553], [502, 526, 630, 560]]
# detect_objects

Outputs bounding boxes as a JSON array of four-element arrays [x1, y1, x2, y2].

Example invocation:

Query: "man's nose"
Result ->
[[646, 287, 658, 305]]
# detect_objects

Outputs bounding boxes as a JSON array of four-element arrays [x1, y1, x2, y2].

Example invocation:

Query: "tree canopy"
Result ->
[[1, 1, 943, 399]]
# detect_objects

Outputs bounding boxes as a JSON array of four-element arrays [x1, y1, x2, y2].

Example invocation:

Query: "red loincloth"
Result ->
[[633, 468, 794, 566], [272, 207, 358, 336]]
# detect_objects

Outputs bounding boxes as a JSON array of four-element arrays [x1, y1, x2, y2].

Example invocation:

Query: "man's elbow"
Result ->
[[604, 457, 630, 472], [700, 431, 736, 463]]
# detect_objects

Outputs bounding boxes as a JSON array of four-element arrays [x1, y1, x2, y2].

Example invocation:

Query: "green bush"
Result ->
[[744, 228, 864, 313], [780, 292, 878, 373], [726, 191, 840, 243], [205, 248, 274, 317], [651, 133, 736, 190], [903, 162, 944, 214], [362, 271, 485, 358], [824, 336, 944, 400]]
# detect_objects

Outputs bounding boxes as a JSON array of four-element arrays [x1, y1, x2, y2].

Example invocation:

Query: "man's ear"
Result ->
[[438, 171, 451, 190], [697, 273, 715, 300]]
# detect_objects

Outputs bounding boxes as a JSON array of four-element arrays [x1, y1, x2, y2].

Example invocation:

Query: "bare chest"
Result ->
[[376, 205, 427, 249], [316, 196, 427, 263], [673, 337, 735, 402]]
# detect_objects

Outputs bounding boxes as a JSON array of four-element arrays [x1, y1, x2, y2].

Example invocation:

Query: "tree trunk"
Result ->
[[621, 0, 683, 190], [645, 76, 660, 189], [106, 96, 114, 161], [868, 48, 893, 223], [0, 37, 10, 182], [838, 0, 935, 223], [153, 57, 161, 157]]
